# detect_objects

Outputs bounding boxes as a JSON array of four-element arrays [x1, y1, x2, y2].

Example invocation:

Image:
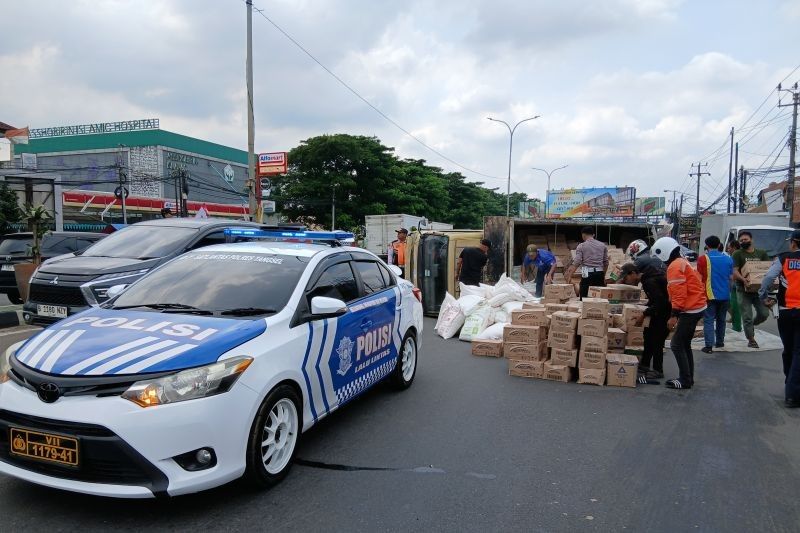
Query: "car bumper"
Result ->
[[0, 378, 260, 498], [22, 302, 90, 326]]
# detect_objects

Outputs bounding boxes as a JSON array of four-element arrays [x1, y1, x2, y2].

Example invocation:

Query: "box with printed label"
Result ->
[[581, 298, 610, 320], [547, 329, 578, 350], [567, 302, 582, 313], [504, 342, 548, 362], [522, 302, 546, 310], [471, 339, 504, 357], [607, 328, 627, 350], [579, 339, 608, 369], [543, 361, 574, 382], [741, 260, 773, 277], [578, 367, 606, 386], [550, 311, 581, 332], [503, 325, 545, 345], [508, 359, 545, 379], [587, 284, 643, 302], [622, 304, 648, 329], [545, 303, 569, 313], [578, 318, 608, 338], [606, 353, 639, 388], [550, 347, 578, 367], [511, 309, 550, 327], [626, 326, 645, 346], [544, 283, 576, 301]]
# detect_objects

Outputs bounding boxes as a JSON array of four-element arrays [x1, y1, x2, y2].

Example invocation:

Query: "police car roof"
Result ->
[[196, 240, 339, 258], [134, 218, 259, 229]]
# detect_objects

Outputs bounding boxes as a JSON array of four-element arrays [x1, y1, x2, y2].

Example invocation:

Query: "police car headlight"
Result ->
[[122, 356, 253, 408]]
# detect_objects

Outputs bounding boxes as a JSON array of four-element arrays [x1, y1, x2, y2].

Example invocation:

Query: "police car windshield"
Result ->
[[112, 251, 308, 315], [82, 226, 197, 259]]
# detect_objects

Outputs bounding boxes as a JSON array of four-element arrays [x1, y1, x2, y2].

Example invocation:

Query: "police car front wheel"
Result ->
[[244, 384, 302, 487], [390, 331, 417, 389]]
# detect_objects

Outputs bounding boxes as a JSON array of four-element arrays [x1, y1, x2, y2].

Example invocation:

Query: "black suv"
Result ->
[[0, 231, 105, 304], [23, 218, 259, 325]]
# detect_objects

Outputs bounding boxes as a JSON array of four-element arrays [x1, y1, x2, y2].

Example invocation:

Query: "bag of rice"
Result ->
[[475, 321, 506, 340], [459, 304, 493, 342], [435, 292, 465, 339], [457, 294, 486, 316]]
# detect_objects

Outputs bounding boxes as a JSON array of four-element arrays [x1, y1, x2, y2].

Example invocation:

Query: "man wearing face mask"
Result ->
[[732, 231, 770, 348]]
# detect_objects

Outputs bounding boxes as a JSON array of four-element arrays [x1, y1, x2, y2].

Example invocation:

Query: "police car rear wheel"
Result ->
[[245, 385, 302, 487], [390, 331, 417, 389]]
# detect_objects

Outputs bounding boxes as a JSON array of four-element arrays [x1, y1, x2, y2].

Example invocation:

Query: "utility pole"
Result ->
[[246, 0, 257, 222], [727, 127, 734, 213], [740, 167, 747, 212], [116, 146, 128, 224], [180, 170, 189, 218], [173, 171, 181, 217], [779, 82, 799, 224], [331, 184, 336, 231], [689, 162, 710, 224], [733, 143, 739, 213], [487, 116, 540, 217], [678, 194, 684, 241]]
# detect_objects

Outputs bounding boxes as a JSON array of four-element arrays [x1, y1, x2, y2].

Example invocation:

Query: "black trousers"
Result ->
[[579, 271, 605, 299], [642, 315, 669, 373], [776, 308, 800, 402], [669, 311, 703, 386]]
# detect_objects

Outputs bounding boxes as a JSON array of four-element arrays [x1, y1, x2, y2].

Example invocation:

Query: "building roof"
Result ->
[[0, 121, 17, 134], [12, 128, 248, 164]]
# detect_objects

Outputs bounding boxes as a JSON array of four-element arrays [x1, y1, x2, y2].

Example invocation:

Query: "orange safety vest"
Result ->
[[779, 252, 800, 308], [391, 240, 406, 266]]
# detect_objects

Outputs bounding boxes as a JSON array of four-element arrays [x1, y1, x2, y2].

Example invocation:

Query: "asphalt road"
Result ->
[[0, 318, 798, 532]]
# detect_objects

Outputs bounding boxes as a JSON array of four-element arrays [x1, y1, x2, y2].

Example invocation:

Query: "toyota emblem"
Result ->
[[37, 382, 61, 403]]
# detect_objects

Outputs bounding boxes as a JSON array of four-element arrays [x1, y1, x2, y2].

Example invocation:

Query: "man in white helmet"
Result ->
[[627, 238, 666, 275], [652, 236, 707, 390]]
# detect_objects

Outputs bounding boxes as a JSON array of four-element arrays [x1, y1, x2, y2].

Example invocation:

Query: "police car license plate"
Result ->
[[9, 428, 79, 467], [37, 304, 68, 318], [0, 264, 13, 271]]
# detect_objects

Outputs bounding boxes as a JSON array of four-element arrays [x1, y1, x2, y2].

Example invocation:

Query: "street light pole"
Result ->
[[488, 116, 540, 217], [532, 165, 568, 218]]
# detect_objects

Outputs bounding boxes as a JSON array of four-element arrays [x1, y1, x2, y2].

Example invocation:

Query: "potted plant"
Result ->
[[14, 204, 52, 302]]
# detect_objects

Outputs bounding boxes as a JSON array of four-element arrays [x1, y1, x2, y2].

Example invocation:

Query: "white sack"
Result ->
[[457, 294, 486, 316], [493, 309, 510, 324], [459, 282, 486, 298], [435, 292, 465, 339], [493, 273, 532, 302], [501, 301, 525, 313], [475, 321, 507, 340], [459, 304, 493, 342]]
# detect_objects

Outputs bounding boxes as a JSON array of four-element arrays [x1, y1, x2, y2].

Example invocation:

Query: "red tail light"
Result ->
[[412, 287, 423, 303]]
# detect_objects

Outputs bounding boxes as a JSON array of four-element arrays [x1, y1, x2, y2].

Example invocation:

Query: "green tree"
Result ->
[[0, 183, 21, 235]]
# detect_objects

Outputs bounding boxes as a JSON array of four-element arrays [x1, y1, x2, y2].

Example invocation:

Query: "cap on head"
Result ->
[[581, 226, 595, 236], [480, 238, 492, 249], [396, 228, 409, 235], [619, 262, 639, 279], [526, 244, 538, 254]]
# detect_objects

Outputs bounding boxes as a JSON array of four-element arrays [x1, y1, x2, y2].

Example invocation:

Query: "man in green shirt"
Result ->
[[732, 231, 770, 348]]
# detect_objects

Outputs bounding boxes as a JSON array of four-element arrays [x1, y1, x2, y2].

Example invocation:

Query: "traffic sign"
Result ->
[[261, 188, 271, 199], [114, 186, 129, 199], [259, 177, 271, 190], [262, 200, 276, 214]]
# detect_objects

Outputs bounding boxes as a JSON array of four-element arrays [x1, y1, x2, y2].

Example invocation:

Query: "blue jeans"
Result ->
[[535, 268, 547, 297], [703, 299, 730, 348]]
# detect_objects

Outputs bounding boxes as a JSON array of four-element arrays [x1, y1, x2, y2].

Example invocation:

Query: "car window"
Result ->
[[190, 230, 227, 250], [82, 226, 197, 259], [77, 237, 101, 250], [113, 251, 308, 314], [378, 263, 395, 287], [308, 262, 359, 303], [354, 261, 389, 296], [41, 235, 77, 255], [0, 237, 32, 255]]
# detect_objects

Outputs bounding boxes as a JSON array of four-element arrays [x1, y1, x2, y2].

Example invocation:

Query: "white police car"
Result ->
[[0, 230, 423, 498]]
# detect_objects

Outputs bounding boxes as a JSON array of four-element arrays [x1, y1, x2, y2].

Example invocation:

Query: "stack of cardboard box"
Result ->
[[576, 298, 610, 385], [742, 261, 776, 293], [605, 246, 628, 282], [542, 283, 577, 304], [544, 310, 580, 382], [503, 306, 549, 378]]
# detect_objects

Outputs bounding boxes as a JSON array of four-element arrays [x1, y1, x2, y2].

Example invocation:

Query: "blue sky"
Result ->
[[1, 0, 797, 211]]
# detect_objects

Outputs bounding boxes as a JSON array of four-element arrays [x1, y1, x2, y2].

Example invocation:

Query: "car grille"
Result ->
[[28, 284, 87, 307], [0, 410, 168, 494]]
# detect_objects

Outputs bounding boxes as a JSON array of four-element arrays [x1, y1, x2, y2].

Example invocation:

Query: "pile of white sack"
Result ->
[[434, 274, 539, 342]]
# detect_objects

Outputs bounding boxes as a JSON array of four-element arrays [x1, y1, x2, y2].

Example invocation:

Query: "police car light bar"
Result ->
[[224, 228, 355, 242]]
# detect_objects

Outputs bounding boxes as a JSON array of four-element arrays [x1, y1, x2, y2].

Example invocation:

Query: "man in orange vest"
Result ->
[[760, 229, 800, 408], [388, 228, 408, 278], [651, 237, 707, 390]]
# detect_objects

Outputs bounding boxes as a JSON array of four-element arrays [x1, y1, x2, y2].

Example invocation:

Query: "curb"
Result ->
[[0, 310, 24, 329]]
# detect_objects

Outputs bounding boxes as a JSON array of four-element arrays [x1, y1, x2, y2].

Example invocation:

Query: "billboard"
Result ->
[[518, 200, 546, 218], [546, 187, 635, 218], [258, 152, 287, 175], [634, 197, 666, 216]]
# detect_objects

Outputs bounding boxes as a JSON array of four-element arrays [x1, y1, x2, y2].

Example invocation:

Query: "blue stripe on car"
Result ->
[[301, 322, 318, 422]]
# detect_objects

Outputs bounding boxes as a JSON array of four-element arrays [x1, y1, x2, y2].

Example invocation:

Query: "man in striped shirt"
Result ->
[[564, 226, 608, 298]]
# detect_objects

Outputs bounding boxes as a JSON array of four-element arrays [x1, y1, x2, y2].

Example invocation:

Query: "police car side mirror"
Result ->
[[106, 284, 129, 299], [387, 264, 402, 276], [310, 296, 347, 317]]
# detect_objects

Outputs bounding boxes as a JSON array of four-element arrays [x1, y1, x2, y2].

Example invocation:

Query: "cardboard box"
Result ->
[[567, 302, 582, 313], [587, 284, 643, 302], [579, 340, 608, 369], [607, 328, 627, 350], [626, 326, 645, 346], [504, 342, 548, 362], [511, 309, 550, 327], [545, 303, 569, 313], [522, 302, 546, 310], [581, 298, 610, 320], [578, 318, 608, 338], [543, 361, 574, 382], [550, 347, 578, 367], [471, 339, 504, 357], [622, 304, 648, 329], [544, 283, 576, 301], [606, 353, 639, 388], [550, 311, 581, 332], [609, 303, 624, 314], [624, 345, 645, 357], [741, 260, 773, 277], [578, 367, 606, 386], [548, 329, 578, 350], [508, 359, 545, 379], [503, 325, 545, 345]]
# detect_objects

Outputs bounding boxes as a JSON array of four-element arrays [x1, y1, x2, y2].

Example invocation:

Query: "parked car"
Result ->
[[23, 219, 259, 325], [0, 232, 105, 304]]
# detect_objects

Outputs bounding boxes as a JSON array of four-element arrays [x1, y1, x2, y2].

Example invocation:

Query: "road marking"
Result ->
[[0, 326, 40, 337]]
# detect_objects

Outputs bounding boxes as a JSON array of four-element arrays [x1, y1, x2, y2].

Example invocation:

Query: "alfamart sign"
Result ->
[[30, 119, 160, 139]]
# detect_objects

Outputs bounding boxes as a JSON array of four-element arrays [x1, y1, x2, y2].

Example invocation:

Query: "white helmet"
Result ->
[[626, 239, 650, 260], [651, 237, 680, 262]]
